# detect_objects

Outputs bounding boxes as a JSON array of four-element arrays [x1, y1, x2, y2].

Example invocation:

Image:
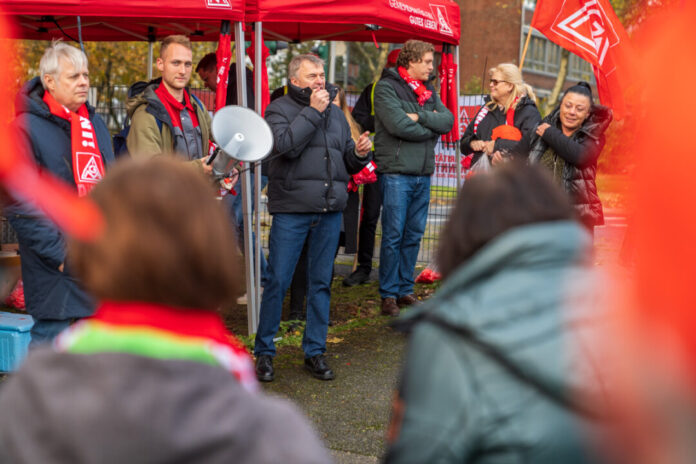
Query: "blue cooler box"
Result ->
[[0, 312, 34, 372]]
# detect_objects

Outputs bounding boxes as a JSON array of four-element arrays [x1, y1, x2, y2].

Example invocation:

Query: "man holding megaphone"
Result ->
[[255, 54, 371, 383]]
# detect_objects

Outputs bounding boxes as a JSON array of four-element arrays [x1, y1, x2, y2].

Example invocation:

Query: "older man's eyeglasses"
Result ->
[[489, 78, 507, 86]]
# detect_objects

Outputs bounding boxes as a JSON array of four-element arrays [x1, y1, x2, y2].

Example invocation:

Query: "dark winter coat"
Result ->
[[460, 95, 541, 161], [6, 77, 114, 320], [373, 68, 453, 176], [386, 222, 610, 464], [529, 104, 612, 227], [264, 82, 369, 214]]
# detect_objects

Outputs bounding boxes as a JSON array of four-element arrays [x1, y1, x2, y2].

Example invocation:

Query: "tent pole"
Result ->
[[235, 21, 258, 335], [455, 45, 461, 188], [147, 42, 153, 80], [328, 41, 336, 83], [253, 22, 263, 337]]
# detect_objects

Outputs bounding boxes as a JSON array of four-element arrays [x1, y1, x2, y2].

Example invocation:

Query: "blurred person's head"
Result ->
[[437, 162, 574, 279], [397, 40, 434, 81], [288, 54, 325, 91], [559, 82, 593, 136], [69, 157, 242, 311], [386, 48, 401, 68], [196, 52, 217, 91], [487, 63, 537, 113], [40, 40, 90, 113], [157, 35, 193, 96]]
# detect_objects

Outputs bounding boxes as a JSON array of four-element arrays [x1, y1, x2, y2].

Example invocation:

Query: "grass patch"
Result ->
[[237, 277, 441, 353]]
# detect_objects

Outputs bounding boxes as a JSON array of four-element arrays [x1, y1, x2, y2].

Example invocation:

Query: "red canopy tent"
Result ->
[[246, 0, 459, 44], [0, 0, 244, 41]]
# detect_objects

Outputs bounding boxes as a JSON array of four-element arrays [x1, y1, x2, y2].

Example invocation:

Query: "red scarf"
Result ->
[[154, 84, 200, 131], [397, 66, 432, 106], [43, 91, 104, 197]]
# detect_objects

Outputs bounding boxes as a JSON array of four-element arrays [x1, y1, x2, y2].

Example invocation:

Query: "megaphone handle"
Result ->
[[206, 150, 218, 165]]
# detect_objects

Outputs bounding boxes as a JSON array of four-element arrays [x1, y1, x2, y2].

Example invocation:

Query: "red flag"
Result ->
[[438, 45, 458, 145], [531, 0, 633, 119], [446, 51, 459, 143], [245, 31, 271, 116], [438, 47, 449, 144], [215, 30, 232, 112]]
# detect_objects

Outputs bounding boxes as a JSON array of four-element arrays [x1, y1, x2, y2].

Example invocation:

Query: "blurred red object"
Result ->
[[4, 280, 25, 310], [605, 4, 696, 463], [415, 268, 441, 284]]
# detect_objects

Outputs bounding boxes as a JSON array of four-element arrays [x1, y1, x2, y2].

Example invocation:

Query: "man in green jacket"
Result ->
[[373, 39, 453, 316], [126, 35, 213, 175]]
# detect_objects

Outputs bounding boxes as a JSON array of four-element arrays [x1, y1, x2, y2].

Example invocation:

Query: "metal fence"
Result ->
[[88, 86, 465, 267]]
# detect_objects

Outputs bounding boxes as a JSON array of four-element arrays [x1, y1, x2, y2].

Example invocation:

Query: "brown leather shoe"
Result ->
[[381, 297, 400, 316], [396, 293, 418, 308]]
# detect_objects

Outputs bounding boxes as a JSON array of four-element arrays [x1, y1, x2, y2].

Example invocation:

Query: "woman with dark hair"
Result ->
[[0, 158, 330, 464], [384, 163, 609, 464], [529, 82, 612, 232]]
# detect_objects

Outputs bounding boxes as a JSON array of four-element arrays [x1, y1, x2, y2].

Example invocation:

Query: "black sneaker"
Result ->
[[343, 267, 371, 287], [304, 354, 335, 380], [255, 355, 274, 382]]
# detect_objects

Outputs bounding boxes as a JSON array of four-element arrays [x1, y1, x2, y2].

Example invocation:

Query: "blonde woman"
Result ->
[[460, 63, 541, 165]]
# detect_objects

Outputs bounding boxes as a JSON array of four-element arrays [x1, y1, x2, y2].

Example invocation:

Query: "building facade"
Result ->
[[457, 0, 594, 101]]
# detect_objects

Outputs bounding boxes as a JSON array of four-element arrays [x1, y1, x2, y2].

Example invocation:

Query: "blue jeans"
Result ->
[[29, 318, 74, 348], [378, 174, 430, 299], [225, 174, 269, 286], [254, 212, 341, 358]]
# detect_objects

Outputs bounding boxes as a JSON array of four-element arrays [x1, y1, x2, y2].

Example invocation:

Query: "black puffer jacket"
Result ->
[[460, 95, 541, 161], [264, 83, 369, 214], [529, 104, 612, 227]]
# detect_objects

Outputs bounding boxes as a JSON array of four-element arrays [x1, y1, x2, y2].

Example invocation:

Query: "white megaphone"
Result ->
[[210, 105, 274, 175]]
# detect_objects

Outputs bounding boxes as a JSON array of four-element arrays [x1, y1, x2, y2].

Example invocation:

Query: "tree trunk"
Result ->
[[544, 48, 570, 114]]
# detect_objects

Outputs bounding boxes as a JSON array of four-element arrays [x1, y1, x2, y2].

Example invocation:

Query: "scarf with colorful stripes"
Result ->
[[55, 301, 257, 392]]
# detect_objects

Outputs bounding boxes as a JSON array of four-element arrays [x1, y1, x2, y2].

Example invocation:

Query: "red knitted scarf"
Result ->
[[397, 66, 432, 106]]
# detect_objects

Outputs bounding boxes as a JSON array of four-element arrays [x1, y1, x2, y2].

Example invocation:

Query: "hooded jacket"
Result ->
[[0, 342, 330, 463], [529, 104, 612, 227], [373, 68, 453, 176], [125, 78, 212, 161], [460, 95, 541, 162], [264, 82, 369, 214], [385, 222, 610, 464], [6, 77, 114, 320]]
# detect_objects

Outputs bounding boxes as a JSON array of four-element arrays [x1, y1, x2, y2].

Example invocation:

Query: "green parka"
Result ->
[[385, 221, 611, 464], [125, 80, 212, 164], [373, 68, 453, 176]]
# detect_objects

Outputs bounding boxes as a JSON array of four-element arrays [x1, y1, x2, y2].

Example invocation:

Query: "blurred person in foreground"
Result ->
[[384, 163, 609, 463], [530, 82, 612, 234], [460, 63, 540, 165], [7, 40, 114, 345], [0, 158, 330, 464]]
